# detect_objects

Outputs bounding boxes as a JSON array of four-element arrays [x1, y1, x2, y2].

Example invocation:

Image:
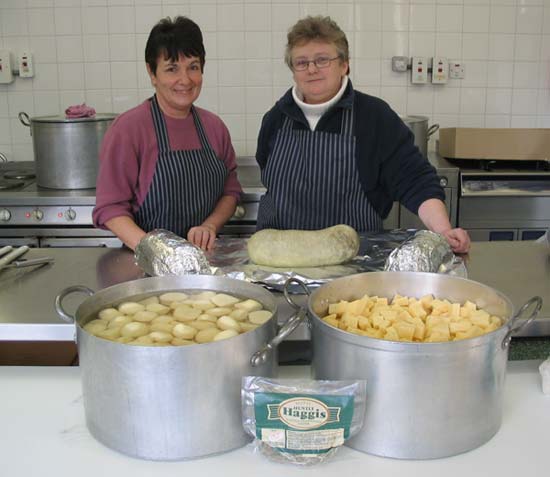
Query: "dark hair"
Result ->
[[145, 16, 206, 74]]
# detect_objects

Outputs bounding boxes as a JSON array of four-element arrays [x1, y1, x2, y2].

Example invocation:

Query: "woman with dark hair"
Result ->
[[93, 16, 241, 251], [256, 16, 469, 253]]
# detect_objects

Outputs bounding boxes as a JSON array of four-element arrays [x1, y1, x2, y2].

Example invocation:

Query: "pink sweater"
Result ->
[[93, 99, 242, 229]]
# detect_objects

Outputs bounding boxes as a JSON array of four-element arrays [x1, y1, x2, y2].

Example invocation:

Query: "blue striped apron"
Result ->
[[257, 106, 382, 231], [134, 96, 227, 236]]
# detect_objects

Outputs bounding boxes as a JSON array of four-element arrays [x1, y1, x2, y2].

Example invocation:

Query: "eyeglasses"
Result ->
[[291, 56, 340, 71]]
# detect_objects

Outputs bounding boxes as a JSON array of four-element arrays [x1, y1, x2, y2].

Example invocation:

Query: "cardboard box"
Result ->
[[438, 128, 550, 161]]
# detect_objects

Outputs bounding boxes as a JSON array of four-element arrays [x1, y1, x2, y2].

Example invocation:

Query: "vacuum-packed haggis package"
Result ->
[[242, 377, 367, 465]]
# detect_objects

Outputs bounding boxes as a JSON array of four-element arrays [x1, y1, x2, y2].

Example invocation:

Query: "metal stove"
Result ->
[[0, 161, 121, 247], [0, 158, 265, 247], [446, 158, 550, 241]]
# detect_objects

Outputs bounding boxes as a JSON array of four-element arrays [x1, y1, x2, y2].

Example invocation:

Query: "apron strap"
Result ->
[[190, 106, 219, 163], [150, 95, 171, 153], [340, 106, 354, 137]]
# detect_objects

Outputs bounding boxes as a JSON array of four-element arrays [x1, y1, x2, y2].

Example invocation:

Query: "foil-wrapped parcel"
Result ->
[[385, 230, 457, 273], [134, 229, 212, 276]]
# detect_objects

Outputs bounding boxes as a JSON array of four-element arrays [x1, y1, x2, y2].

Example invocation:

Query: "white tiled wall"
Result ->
[[0, 0, 549, 161]]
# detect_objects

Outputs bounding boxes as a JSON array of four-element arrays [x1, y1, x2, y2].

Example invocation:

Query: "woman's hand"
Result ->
[[441, 228, 471, 254], [187, 223, 217, 251]]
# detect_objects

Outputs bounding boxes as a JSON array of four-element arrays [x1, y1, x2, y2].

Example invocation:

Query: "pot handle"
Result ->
[[54, 285, 95, 324], [427, 123, 440, 138], [18, 112, 31, 127], [501, 296, 543, 349], [250, 278, 310, 367]]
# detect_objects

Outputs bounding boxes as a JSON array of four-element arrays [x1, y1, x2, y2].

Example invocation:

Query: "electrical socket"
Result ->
[[449, 61, 465, 79]]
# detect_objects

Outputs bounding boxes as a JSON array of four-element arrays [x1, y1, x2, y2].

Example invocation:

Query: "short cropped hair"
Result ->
[[145, 16, 205, 74], [284, 16, 349, 70]]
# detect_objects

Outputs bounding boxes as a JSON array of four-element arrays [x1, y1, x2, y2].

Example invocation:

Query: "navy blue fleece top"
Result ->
[[255, 80, 445, 219]]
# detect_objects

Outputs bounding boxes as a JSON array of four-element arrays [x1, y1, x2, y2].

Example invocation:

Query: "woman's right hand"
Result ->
[[187, 224, 217, 251]]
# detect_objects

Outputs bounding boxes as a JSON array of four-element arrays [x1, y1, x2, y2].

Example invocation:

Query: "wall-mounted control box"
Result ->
[[411, 57, 428, 84], [432, 56, 448, 84], [0, 50, 14, 84], [18, 51, 34, 78]]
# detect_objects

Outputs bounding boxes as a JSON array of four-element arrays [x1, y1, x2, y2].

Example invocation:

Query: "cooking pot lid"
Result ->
[[29, 113, 117, 123], [4, 170, 35, 180]]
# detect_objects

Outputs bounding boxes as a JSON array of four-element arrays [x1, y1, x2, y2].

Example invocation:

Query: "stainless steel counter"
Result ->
[[0, 241, 548, 341]]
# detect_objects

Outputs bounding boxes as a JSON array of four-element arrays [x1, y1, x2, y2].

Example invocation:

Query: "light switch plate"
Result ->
[[18, 51, 34, 78], [411, 57, 428, 84], [432, 56, 448, 84]]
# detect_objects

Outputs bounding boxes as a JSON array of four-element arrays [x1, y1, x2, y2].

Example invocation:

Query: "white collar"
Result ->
[[292, 76, 349, 130]]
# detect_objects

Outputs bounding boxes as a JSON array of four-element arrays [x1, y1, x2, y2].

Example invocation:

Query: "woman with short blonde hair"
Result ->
[[255, 15, 470, 253]]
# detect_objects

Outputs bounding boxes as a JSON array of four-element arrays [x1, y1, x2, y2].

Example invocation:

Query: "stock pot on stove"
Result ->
[[19, 112, 116, 189], [401, 115, 439, 158], [55, 275, 278, 461], [255, 272, 541, 460]]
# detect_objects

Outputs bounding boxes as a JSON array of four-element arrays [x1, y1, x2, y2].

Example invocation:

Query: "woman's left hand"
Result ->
[[441, 228, 471, 254], [187, 224, 217, 251]]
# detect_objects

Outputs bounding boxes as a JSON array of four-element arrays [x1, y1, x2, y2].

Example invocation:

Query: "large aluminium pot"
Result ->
[[19, 111, 116, 189], [401, 115, 439, 158], [280, 272, 541, 460], [55, 275, 280, 461]]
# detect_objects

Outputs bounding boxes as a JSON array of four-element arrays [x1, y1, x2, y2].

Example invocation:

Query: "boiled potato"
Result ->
[[84, 319, 107, 335], [217, 315, 241, 332], [120, 322, 149, 338], [118, 302, 145, 315], [139, 296, 159, 306], [240, 322, 260, 332], [97, 327, 122, 341], [150, 322, 175, 334], [172, 305, 201, 322], [211, 293, 241, 307], [90, 288, 271, 347], [159, 292, 188, 305], [98, 308, 120, 321], [149, 331, 173, 343], [230, 309, 249, 321], [172, 323, 197, 340], [206, 307, 233, 317], [214, 329, 239, 341], [187, 320, 217, 331], [171, 338, 195, 346], [133, 311, 158, 323], [234, 299, 262, 312], [146, 303, 171, 315], [108, 315, 133, 328], [195, 328, 221, 344], [248, 310, 272, 325]]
